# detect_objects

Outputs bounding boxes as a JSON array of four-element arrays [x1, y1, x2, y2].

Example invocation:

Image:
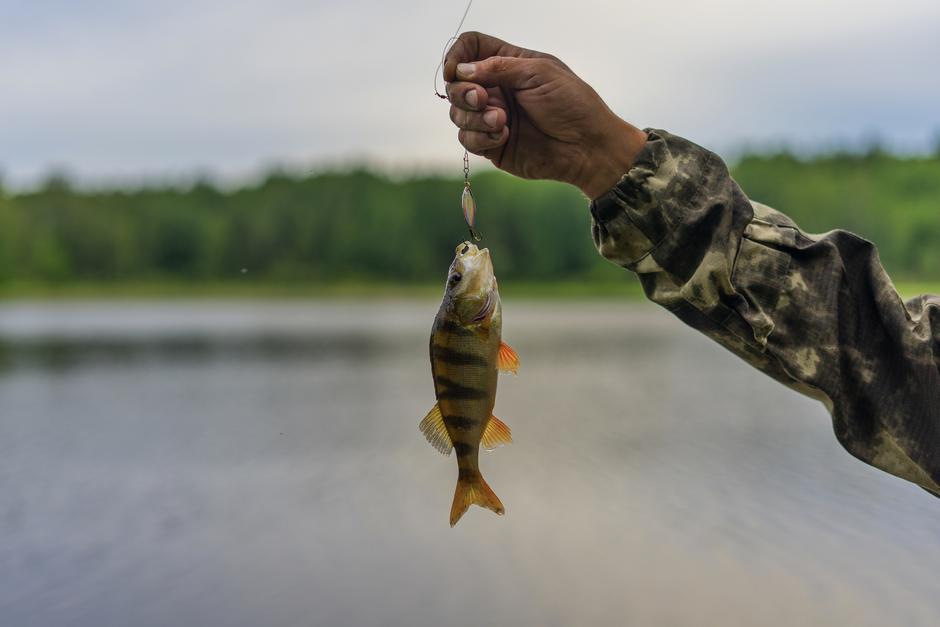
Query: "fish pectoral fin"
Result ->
[[419, 402, 453, 455], [481, 414, 512, 451], [497, 341, 520, 374]]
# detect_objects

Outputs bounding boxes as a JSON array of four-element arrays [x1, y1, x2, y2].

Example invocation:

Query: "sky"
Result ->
[[1, 0, 939, 188]]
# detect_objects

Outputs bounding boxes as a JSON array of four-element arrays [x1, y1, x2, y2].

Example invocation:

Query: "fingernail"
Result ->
[[456, 63, 475, 78], [483, 109, 499, 128], [465, 89, 478, 108], [488, 131, 502, 140]]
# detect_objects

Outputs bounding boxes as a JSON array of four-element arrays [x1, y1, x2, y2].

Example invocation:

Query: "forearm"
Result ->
[[590, 129, 940, 494]]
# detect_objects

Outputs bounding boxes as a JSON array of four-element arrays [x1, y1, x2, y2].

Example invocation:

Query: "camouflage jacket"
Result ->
[[590, 129, 940, 495]]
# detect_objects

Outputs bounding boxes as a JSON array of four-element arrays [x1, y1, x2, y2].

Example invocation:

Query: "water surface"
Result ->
[[1, 300, 938, 626]]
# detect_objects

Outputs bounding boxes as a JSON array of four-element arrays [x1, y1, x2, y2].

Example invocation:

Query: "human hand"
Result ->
[[443, 31, 648, 199]]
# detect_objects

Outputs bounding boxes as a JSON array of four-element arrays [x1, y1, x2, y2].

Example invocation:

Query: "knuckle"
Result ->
[[449, 32, 474, 60], [487, 129, 506, 146], [488, 56, 509, 73], [449, 106, 460, 124], [459, 130, 483, 151], [531, 58, 554, 73]]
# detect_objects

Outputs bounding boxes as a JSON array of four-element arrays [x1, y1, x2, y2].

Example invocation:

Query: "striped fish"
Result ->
[[420, 241, 520, 527]]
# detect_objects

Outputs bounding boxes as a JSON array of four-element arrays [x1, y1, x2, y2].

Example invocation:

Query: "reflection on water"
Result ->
[[0, 300, 938, 627]]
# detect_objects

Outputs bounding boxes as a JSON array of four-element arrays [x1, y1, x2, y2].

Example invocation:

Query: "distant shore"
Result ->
[[0, 280, 936, 301]]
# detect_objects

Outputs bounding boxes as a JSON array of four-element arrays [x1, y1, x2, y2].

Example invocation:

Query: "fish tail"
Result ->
[[450, 469, 504, 527]]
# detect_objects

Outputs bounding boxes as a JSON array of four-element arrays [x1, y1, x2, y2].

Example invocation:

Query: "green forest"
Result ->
[[0, 149, 938, 295]]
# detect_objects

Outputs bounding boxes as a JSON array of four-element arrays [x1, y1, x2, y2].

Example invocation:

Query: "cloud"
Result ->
[[1, 0, 938, 187]]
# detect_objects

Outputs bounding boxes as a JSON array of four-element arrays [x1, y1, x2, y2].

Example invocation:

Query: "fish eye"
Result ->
[[448, 272, 462, 284]]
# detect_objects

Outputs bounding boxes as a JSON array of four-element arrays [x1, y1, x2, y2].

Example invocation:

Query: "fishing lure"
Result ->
[[460, 152, 481, 241]]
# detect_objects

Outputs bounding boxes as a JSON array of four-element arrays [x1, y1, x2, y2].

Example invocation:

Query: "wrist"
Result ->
[[577, 119, 648, 200]]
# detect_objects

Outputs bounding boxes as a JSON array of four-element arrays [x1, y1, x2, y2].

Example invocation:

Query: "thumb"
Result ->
[[455, 56, 541, 90]]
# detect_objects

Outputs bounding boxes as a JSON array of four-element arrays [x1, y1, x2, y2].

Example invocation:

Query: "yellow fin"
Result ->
[[419, 403, 452, 455], [450, 469, 504, 527], [481, 415, 512, 451], [497, 341, 520, 374]]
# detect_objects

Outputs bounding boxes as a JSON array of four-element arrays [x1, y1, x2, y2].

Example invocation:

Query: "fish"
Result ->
[[420, 241, 520, 527]]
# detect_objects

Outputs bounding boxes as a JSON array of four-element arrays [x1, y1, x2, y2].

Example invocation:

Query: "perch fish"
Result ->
[[420, 241, 519, 526]]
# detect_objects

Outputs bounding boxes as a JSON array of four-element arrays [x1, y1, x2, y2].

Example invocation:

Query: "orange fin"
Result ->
[[450, 470, 504, 527], [419, 403, 452, 455], [481, 415, 512, 451], [497, 341, 520, 374]]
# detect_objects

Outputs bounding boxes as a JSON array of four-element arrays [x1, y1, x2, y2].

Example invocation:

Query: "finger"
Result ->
[[445, 81, 487, 111], [458, 127, 509, 156], [484, 85, 508, 110], [443, 31, 530, 82], [456, 56, 547, 90], [449, 106, 507, 133]]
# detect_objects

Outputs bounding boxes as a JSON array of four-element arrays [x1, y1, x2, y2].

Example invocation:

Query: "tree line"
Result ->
[[0, 150, 938, 285]]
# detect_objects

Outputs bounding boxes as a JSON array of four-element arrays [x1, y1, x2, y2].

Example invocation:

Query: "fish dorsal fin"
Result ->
[[497, 341, 520, 374], [482, 415, 512, 451], [419, 402, 453, 455]]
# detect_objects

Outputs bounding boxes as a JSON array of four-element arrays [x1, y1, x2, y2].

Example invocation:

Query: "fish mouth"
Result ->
[[454, 242, 491, 270], [455, 241, 485, 258]]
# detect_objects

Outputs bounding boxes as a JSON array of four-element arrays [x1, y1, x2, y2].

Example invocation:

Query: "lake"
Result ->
[[1, 299, 938, 626]]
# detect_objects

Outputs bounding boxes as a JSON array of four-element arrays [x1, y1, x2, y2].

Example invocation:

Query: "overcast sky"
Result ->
[[1, 0, 939, 188]]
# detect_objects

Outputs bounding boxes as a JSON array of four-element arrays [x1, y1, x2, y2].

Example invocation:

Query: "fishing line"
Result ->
[[433, 0, 473, 100], [433, 0, 482, 242]]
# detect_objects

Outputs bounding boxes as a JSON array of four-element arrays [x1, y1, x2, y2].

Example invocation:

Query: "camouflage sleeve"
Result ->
[[590, 128, 940, 495]]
